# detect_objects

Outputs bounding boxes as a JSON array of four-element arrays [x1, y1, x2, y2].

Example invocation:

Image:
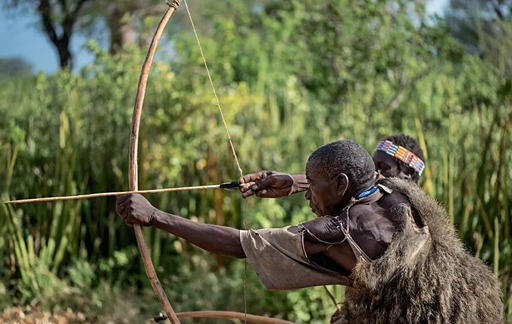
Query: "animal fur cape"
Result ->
[[334, 178, 504, 324]]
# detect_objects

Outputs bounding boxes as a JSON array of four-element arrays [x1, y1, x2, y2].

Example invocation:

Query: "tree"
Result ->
[[109, 1, 173, 53], [80, 0, 168, 54], [4, 0, 93, 70], [208, 0, 454, 107], [2, 0, 165, 69], [445, 0, 512, 76], [445, 0, 511, 51]]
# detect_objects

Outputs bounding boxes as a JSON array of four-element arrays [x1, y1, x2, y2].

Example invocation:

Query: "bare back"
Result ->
[[302, 189, 418, 275]]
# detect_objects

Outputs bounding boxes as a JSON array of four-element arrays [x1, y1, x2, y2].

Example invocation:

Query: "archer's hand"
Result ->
[[116, 194, 157, 227], [239, 171, 297, 198]]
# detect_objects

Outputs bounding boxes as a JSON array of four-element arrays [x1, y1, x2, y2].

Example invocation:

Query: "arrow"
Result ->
[[3, 181, 240, 204]]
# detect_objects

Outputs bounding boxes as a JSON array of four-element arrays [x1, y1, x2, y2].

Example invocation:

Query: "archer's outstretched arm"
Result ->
[[117, 194, 245, 259]]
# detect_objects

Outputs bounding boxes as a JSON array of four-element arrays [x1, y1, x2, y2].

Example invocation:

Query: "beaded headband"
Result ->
[[375, 140, 425, 175]]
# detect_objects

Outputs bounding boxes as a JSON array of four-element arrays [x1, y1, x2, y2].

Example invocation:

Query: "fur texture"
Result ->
[[336, 178, 504, 324]]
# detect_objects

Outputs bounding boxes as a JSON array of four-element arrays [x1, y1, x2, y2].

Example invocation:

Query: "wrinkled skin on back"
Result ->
[[334, 178, 504, 324]]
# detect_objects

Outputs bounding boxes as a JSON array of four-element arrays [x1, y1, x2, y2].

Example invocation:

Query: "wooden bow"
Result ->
[[129, 1, 183, 323], [129, 2, 296, 323]]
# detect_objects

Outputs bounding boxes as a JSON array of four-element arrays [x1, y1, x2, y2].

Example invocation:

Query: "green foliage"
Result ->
[[0, 57, 33, 81], [445, 0, 512, 77], [0, 0, 511, 322]]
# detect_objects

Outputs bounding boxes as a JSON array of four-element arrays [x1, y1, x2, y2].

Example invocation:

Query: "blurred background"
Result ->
[[0, 0, 511, 323]]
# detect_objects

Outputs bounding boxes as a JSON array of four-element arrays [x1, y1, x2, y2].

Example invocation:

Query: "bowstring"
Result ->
[[183, 0, 243, 177], [183, 1, 248, 322]]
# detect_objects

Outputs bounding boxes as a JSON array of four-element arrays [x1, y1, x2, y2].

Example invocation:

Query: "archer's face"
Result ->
[[304, 161, 345, 217]]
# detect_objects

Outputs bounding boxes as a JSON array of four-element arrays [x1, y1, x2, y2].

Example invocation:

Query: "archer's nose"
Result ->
[[305, 189, 311, 200]]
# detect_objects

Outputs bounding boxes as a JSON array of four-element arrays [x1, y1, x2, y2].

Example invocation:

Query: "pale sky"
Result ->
[[0, 0, 449, 74]]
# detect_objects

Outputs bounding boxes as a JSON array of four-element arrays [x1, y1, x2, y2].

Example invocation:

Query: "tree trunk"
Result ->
[[36, 0, 91, 70], [108, 9, 137, 54], [56, 38, 73, 70]]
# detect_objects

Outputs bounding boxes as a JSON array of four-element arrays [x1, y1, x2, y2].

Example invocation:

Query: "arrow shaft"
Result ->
[[4, 184, 222, 204]]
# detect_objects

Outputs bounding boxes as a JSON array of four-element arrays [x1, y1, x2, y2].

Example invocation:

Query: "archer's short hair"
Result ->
[[308, 139, 375, 196]]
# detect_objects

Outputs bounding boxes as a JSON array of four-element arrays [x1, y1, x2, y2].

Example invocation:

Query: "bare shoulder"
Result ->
[[349, 191, 410, 214], [349, 191, 411, 227]]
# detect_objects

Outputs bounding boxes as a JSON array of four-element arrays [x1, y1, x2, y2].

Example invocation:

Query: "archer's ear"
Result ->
[[336, 173, 349, 196]]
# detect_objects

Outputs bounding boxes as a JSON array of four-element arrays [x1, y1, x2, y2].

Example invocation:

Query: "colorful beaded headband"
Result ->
[[375, 140, 425, 175]]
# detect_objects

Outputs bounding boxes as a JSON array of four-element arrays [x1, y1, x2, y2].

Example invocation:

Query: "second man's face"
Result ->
[[373, 151, 401, 178]]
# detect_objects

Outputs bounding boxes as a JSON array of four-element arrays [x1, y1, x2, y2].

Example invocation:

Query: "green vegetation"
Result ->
[[0, 57, 33, 80], [1, 0, 511, 322]]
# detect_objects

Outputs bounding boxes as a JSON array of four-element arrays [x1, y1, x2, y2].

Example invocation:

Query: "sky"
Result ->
[[0, 0, 449, 74], [0, 7, 96, 73]]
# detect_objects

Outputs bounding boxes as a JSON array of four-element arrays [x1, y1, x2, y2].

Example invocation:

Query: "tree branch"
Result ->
[[37, 0, 58, 44], [63, 0, 89, 39]]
